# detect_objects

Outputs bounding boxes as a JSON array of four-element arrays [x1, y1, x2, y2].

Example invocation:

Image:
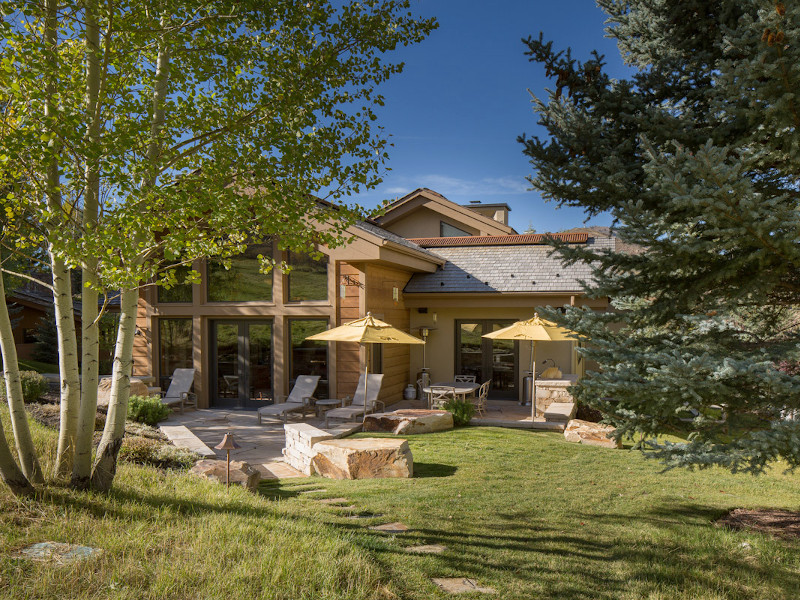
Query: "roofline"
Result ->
[[463, 202, 512, 210], [378, 188, 517, 235], [408, 232, 589, 248], [347, 222, 444, 265]]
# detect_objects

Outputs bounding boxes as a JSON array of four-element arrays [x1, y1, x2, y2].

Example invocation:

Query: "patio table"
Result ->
[[314, 398, 347, 418], [421, 381, 479, 406]]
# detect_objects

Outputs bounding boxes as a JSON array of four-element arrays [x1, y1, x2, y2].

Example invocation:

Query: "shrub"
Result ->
[[128, 394, 170, 426], [119, 437, 199, 470], [0, 370, 49, 403], [443, 397, 475, 426]]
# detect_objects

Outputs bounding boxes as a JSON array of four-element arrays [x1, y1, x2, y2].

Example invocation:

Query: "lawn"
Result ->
[[16, 359, 59, 374], [1, 413, 799, 599]]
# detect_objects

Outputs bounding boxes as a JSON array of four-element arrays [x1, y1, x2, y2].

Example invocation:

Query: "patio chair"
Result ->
[[454, 374, 476, 383], [324, 373, 384, 428], [428, 385, 456, 410], [417, 378, 426, 405], [160, 368, 197, 413], [473, 380, 490, 416], [257, 375, 320, 424]]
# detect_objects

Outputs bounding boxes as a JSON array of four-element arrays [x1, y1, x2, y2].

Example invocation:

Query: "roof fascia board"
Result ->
[[377, 189, 516, 235]]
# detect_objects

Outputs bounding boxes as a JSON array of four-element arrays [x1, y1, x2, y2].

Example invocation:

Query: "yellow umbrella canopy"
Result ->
[[482, 313, 576, 421], [306, 313, 424, 425], [306, 313, 425, 345], [482, 314, 573, 343]]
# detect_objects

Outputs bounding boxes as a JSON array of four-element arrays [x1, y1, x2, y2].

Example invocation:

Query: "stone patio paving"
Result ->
[[160, 399, 565, 479]]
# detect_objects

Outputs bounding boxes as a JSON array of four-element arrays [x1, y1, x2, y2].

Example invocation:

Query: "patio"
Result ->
[[159, 398, 567, 477]]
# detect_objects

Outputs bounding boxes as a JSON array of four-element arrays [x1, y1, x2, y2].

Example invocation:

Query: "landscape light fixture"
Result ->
[[214, 432, 241, 488]]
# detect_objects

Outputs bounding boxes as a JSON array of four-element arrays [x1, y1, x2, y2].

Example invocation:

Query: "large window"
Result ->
[[286, 251, 328, 302], [157, 264, 194, 304], [207, 242, 273, 302], [440, 221, 471, 237], [158, 318, 193, 389], [289, 319, 329, 398]]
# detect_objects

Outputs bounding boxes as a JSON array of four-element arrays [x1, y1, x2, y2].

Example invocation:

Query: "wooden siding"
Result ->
[[335, 262, 363, 398], [364, 264, 414, 407]]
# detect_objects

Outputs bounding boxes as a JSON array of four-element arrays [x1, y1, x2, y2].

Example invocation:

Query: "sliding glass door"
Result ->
[[456, 320, 518, 400], [211, 320, 272, 408]]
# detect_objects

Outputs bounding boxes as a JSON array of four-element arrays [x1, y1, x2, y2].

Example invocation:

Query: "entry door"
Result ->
[[456, 320, 518, 400], [211, 320, 272, 408]]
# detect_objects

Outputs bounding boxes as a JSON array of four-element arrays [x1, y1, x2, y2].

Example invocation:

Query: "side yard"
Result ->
[[0, 410, 798, 599]]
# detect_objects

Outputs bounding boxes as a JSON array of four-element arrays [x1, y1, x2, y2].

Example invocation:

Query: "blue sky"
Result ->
[[352, 0, 632, 233]]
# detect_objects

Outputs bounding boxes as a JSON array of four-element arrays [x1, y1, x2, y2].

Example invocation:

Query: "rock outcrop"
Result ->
[[564, 419, 621, 448], [364, 409, 453, 435], [311, 438, 413, 479], [97, 377, 149, 408], [190, 459, 262, 491]]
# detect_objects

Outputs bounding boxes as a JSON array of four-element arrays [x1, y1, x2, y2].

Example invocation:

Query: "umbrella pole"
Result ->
[[362, 344, 370, 427], [531, 342, 537, 422]]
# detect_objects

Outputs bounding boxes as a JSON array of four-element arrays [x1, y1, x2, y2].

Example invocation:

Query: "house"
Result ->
[[132, 188, 611, 408]]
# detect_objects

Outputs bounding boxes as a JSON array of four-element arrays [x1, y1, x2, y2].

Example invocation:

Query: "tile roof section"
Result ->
[[408, 232, 588, 247], [404, 236, 614, 294]]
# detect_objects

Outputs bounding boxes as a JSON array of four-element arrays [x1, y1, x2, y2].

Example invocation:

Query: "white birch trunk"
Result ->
[[90, 16, 170, 492], [0, 272, 43, 484], [72, 0, 102, 489], [51, 254, 81, 478], [89, 288, 137, 491]]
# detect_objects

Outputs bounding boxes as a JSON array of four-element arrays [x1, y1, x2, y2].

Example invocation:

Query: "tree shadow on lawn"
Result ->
[[340, 503, 800, 599], [411, 462, 457, 478]]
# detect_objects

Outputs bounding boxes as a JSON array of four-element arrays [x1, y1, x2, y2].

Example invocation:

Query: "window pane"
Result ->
[[207, 243, 273, 302], [441, 221, 471, 237], [158, 264, 194, 303], [286, 252, 328, 302], [158, 318, 193, 389], [459, 322, 483, 381], [249, 323, 272, 402], [289, 319, 329, 398]]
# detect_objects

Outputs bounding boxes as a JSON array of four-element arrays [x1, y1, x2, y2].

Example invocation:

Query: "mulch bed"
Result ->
[[717, 508, 800, 540]]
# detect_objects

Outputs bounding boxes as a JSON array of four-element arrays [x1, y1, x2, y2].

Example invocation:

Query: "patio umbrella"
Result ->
[[305, 312, 425, 424], [482, 313, 575, 421]]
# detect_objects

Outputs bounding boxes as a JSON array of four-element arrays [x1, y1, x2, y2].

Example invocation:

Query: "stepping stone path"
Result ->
[[432, 578, 496, 595], [14, 542, 102, 564], [369, 522, 409, 533], [347, 513, 383, 520], [317, 497, 350, 505], [405, 544, 446, 554], [298, 488, 327, 494]]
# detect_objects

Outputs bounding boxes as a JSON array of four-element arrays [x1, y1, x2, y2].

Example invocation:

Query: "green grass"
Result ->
[[1, 413, 799, 599], [16, 359, 59, 374]]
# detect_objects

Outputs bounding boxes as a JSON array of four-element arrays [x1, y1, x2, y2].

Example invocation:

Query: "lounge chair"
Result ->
[[257, 375, 320, 424], [160, 368, 197, 413], [324, 373, 384, 428]]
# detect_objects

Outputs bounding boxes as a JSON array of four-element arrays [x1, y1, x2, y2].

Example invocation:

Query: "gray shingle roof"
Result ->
[[403, 236, 614, 294]]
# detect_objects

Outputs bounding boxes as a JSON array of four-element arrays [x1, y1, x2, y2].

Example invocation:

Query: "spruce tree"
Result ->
[[522, 1, 800, 473]]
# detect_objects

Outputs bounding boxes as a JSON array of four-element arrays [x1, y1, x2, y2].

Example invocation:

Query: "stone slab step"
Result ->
[[159, 425, 216, 458], [256, 462, 307, 479]]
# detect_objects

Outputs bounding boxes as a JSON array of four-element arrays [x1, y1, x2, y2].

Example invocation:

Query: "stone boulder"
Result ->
[[190, 459, 262, 491], [311, 438, 413, 479], [364, 409, 453, 435], [97, 377, 149, 409], [564, 419, 621, 448], [544, 402, 577, 423]]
